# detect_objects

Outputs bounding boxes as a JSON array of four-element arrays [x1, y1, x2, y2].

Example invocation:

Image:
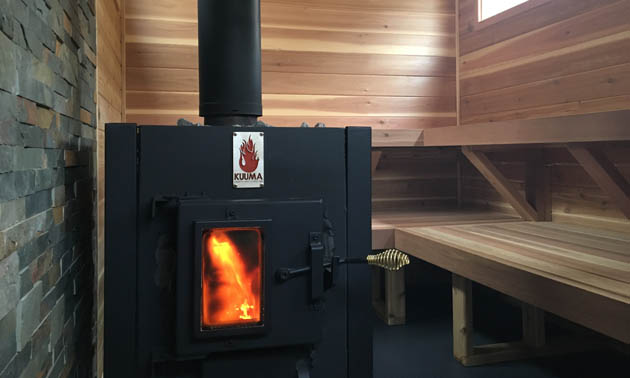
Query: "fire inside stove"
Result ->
[[201, 227, 263, 329]]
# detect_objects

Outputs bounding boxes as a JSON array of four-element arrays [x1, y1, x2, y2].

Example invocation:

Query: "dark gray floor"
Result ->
[[372, 261, 629, 378]]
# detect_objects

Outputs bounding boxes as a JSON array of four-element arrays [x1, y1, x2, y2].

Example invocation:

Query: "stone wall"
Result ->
[[0, 0, 97, 377]]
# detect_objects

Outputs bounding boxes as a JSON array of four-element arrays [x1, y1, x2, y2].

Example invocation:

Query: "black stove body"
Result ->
[[104, 124, 373, 378]]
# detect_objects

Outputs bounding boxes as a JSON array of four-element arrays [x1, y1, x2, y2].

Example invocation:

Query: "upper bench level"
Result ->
[[372, 110, 630, 147]]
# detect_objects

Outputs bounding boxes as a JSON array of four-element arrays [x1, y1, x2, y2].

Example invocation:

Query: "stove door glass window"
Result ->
[[201, 227, 263, 329]]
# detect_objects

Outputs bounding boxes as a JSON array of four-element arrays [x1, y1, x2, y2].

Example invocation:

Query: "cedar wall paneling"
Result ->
[[458, 0, 630, 232], [373, 148, 458, 211], [96, 0, 125, 376], [459, 0, 630, 124], [124, 0, 457, 129], [460, 144, 630, 232]]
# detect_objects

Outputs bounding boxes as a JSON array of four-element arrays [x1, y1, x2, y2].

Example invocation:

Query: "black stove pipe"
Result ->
[[198, 0, 262, 126]]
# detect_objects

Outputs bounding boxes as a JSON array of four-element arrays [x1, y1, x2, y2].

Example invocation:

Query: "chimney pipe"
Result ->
[[198, 0, 262, 126]]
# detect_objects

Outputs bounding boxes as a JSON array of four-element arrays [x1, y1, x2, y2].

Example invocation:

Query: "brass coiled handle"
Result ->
[[366, 249, 410, 271]]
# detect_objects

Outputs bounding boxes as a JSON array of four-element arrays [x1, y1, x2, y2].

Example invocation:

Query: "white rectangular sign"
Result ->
[[233, 131, 264, 188]]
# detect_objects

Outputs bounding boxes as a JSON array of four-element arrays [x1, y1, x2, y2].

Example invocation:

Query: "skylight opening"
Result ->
[[478, 0, 530, 21]]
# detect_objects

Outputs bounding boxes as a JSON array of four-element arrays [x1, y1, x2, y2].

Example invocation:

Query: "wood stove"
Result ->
[[105, 125, 372, 378], [104, 1, 373, 377]]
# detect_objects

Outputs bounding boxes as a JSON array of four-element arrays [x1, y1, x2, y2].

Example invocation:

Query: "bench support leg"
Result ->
[[522, 303, 545, 348], [452, 273, 473, 361], [450, 274, 602, 366], [372, 267, 406, 325]]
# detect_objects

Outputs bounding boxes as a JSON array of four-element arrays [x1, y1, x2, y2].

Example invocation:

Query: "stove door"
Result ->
[[175, 198, 328, 356], [199, 226, 265, 332]]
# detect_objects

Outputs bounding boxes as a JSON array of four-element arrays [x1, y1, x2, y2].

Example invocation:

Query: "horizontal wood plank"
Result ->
[[459, 0, 622, 55], [260, 4, 455, 36], [458, 0, 630, 129], [425, 111, 630, 146], [126, 92, 456, 116], [126, 0, 455, 20], [126, 2, 455, 35], [262, 72, 456, 97], [372, 198, 457, 212], [126, 68, 456, 97], [372, 129, 424, 147], [124, 114, 455, 129], [126, 43, 456, 77], [125, 18, 456, 57], [461, 32, 630, 96], [460, 95, 630, 124], [371, 207, 520, 249], [266, 0, 455, 13], [461, 63, 630, 120], [373, 178, 456, 199]]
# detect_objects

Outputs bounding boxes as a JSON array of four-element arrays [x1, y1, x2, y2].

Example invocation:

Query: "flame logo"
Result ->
[[239, 137, 259, 173]]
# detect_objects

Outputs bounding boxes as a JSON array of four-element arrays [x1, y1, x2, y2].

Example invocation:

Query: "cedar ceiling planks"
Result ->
[[124, 0, 457, 128]]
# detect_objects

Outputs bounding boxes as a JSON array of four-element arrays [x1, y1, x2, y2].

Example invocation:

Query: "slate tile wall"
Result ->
[[0, 0, 96, 377]]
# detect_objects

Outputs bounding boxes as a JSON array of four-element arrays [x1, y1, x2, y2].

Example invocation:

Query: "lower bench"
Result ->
[[371, 208, 519, 325], [395, 221, 630, 364]]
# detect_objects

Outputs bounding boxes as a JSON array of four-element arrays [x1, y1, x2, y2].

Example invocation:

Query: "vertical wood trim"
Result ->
[[522, 304, 546, 347], [384, 269, 406, 325], [525, 149, 552, 221], [94, 7, 102, 377], [567, 144, 630, 219], [371, 150, 382, 175], [456, 0, 461, 126], [121, 0, 127, 121], [95, 3, 100, 119], [452, 273, 473, 361], [462, 146, 538, 220], [457, 151, 463, 207]]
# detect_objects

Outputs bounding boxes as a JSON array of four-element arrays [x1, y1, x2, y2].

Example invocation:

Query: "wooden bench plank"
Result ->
[[371, 207, 520, 249], [455, 226, 630, 285], [370, 208, 521, 326], [495, 222, 630, 257], [394, 222, 630, 343], [402, 224, 630, 302], [423, 110, 630, 147]]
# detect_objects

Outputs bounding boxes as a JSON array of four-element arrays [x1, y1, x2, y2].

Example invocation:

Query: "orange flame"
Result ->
[[201, 228, 262, 328], [239, 137, 259, 173]]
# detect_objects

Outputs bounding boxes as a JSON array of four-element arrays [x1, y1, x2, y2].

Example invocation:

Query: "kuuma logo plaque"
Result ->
[[233, 132, 264, 188]]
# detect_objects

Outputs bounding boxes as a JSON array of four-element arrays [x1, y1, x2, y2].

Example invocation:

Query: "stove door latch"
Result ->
[[275, 232, 410, 302], [275, 232, 327, 302]]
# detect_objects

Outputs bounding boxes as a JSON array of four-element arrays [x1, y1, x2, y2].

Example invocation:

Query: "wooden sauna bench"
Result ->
[[372, 207, 520, 250], [395, 221, 630, 353], [370, 207, 520, 325]]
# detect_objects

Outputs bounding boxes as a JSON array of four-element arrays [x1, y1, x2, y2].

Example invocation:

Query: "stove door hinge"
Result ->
[[309, 232, 324, 301], [151, 194, 210, 218], [151, 195, 177, 218]]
